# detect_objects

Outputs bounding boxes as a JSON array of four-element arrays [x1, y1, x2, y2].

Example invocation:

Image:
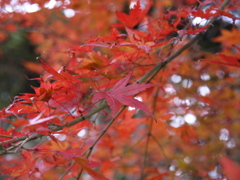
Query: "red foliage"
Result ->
[[0, 0, 240, 179], [93, 73, 155, 117], [116, 0, 151, 28]]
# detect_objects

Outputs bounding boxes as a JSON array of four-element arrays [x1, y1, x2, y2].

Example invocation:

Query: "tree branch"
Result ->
[[0, 102, 108, 150], [137, 0, 230, 84]]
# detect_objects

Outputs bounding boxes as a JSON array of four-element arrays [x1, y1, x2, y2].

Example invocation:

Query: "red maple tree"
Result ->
[[0, 0, 240, 179]]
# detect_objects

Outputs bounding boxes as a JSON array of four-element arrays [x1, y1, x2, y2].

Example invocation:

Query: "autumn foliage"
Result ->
[[1, 0, 240, 179]]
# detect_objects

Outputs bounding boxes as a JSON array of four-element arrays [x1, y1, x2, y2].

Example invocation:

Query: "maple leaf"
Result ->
[[3, 151, 38, 178], [214, 28, 240, 47], [97, 27, 126, 42], [116, 0, 151, 29], [39, 57, 78, 83], [74, 157, 109, 180], [92, 74, 155, 118], [32, 81, 54, 102], [202, 53, 240, 68]]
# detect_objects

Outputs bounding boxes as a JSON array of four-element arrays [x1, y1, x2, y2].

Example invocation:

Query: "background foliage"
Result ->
[[0, 0, 240, 179]]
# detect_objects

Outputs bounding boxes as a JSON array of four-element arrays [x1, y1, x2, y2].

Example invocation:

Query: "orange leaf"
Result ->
[[202, 53, 240, 68], [73, 157, 109, 180], [22, 61, 44, 74], [214, 28, 240, 46]]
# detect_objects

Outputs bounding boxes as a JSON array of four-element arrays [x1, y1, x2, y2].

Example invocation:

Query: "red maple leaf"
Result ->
[[39, 57, 78, 83], [92, 74, 155, 118], [116, 0, 151, 29], [202, 53, 240, 68], [74, 157, 109, 180]]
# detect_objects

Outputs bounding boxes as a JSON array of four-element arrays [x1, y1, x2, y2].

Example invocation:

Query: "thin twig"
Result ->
[[83, 107, 125, 156], [59, 162, 75, 180], [140, 88, 159, 180], [0, 133, 40, 155], [76, 106, 126, 180], [112, 135, 147, 158], [151, 134, 169, 161], [60, 111, 102, 180]]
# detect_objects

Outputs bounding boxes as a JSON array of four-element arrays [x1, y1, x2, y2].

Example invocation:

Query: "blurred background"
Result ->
[[0, 24, 40, 107]]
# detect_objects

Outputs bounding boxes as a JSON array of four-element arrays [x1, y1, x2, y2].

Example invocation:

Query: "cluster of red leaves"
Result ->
[[1, 0, 240, 179]]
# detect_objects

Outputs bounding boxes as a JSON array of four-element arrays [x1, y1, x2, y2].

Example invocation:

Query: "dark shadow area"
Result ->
[[0, 29, 40, 107]]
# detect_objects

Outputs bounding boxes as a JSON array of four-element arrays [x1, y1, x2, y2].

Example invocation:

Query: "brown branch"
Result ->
[[0, 103, 108, 151], [0, 135, 13, 139]]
